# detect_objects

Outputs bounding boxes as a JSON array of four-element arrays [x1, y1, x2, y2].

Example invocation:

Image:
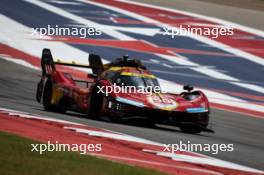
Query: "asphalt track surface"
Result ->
[[0, 0, 264, 173], [0, 58, 263, 170]]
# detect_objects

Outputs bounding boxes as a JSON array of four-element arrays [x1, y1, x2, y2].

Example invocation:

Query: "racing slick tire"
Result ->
[[179, 113, 209, 134], [179, 124, 203, 134], [42, 79, 66, 113], [90, 85, 118, 122], [36, 79, 43, 103]]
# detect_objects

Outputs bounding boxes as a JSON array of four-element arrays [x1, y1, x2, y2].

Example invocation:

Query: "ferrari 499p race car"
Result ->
[[36, 48, 212, 133]]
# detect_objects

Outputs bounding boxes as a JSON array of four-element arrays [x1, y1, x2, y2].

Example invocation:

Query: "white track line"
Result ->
[[0, 7, 263, 113], [157, 54, 264, 94], [24, 0, 134, 41], [75, 0, 264, 94], [120, 0, 264, 38], [86, 0, 264, 66], [1, 106, 263, 173], [0, 107, 84, 125]]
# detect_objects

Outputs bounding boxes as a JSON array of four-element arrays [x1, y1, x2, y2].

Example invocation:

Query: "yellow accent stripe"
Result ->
[[55, 59, 91, 68], [108, 66, 134, 71], [121, 72, 156, 78]]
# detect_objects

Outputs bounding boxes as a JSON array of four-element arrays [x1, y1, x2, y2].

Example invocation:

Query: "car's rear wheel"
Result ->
[[36, 79, 43, 103], [43, 79, 66, 113]]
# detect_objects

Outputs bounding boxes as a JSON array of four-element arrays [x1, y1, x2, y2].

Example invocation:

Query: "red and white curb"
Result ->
[[0, 107, 263, 175]]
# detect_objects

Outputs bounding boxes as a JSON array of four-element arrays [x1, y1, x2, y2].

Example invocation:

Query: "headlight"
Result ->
[[186, 107, 208, 113], [108, 101, 125, 111]]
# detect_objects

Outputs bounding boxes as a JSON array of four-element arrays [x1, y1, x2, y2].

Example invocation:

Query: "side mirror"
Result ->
[[123, 55, 129, 62], [183, 85, 193, 92]]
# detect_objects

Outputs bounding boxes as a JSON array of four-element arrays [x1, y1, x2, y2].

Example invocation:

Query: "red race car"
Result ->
[[36, 48, 212, 133]]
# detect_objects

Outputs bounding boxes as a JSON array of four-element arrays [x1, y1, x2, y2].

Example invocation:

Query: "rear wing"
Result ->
[[41, 48, 56, 76], [41, 48, 146, 76], [54, 60, 92, 69], [40, 48, 103, 76]]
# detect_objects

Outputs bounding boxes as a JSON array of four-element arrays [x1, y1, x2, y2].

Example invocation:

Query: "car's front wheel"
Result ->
[[90, 85, 117, 122], [179, 113, 209, 134], [179, 124, 203, 134]]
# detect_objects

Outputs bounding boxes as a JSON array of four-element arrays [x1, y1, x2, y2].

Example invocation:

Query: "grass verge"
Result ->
[[0, 131, 166, 175]]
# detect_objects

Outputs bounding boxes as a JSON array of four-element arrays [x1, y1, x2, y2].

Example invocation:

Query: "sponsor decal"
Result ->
[[147, 94, 178, 111]]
